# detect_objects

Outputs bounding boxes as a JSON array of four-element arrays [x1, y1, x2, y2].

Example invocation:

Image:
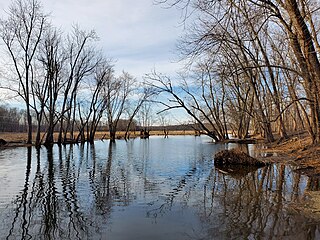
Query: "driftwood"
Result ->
[[214, 149, 266, 167]]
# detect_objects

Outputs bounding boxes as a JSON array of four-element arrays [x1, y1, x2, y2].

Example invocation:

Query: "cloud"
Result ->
[[38, 0, 184, 78], [0, 0, 186, 110]]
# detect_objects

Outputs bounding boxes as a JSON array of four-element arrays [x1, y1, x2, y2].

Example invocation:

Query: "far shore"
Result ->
[[0, 130, 198, 144]]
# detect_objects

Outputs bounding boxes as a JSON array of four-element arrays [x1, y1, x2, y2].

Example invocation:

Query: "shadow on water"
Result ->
[[0, 136, 320, 239]]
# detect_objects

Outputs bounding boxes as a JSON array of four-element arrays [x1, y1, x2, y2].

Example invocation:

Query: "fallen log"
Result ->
[[223, 138, 257, 144], [214, 149, 266, 167]]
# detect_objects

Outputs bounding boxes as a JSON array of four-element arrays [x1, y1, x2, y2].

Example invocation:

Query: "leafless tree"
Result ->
[[156, 0, 320, 143], [137, 99, 154, 135], [123, 85, 155, 140], [104, 71, 135, 141], [145, 71, 226, 141], [38, 29, 66, 146], [0, 0, 47, 144], [77, 59, 114, 143], [57, 26, 99, 144]]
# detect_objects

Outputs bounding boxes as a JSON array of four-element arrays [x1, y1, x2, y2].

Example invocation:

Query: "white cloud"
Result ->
[[38, 0, 185, 78], [0, 0, 187, 112]]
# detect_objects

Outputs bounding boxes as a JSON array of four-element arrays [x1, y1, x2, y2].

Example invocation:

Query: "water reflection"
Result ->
[[6, 147, 32, 240], [198, 164, 320, 239], [0, 136, 320, 239]]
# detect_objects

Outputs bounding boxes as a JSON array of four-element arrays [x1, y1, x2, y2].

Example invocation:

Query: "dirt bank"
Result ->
[[258, 131, 320, 170]]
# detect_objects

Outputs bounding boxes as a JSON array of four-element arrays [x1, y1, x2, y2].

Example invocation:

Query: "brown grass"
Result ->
[[258, 131, 320, 169], [0, 130, 198, 143]]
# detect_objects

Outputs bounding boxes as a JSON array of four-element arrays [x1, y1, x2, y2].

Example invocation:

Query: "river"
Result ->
[[0, 135, 319, 239]]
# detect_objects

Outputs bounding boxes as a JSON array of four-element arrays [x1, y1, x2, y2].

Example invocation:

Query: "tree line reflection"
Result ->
[[4, 143, 122, 239], [196, 164, 320, 239], [2, 141, 320, 239]]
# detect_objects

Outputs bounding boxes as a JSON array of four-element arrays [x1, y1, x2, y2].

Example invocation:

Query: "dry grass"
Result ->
[[258, 131, 320, 169], [0, 132, 28, 142], [0, 130, 198, 143]]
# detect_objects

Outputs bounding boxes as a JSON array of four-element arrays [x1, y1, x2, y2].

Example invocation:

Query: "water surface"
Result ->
[[0, 136, 319, 239]]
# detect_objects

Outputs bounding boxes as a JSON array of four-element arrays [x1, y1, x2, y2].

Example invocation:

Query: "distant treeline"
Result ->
[[146, 124, 198, 132], [0, 105, 139, 133], [0, 105, 196, 134], [0, 106, 26, 132]]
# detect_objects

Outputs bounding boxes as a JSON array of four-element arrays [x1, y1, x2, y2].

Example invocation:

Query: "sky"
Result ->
[[0, 0, 185, 79], [0, 0, 190, 121]]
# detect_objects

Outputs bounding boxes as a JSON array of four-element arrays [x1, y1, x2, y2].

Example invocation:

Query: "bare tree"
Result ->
[[0, 0, 47, 144], [57, 26, 98, 144], [158, 112, 171, 137], [104, 71, 135, 141], [156, 0, 320, 143], [123, 85, 155, 140], [137, 99, 154, 137], [77, 59, 114, 143], [146, 71, 225, 141], [38, 29, 66, 146]]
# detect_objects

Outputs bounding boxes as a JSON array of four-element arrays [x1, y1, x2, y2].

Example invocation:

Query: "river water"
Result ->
[[0, 135, 319, 239]]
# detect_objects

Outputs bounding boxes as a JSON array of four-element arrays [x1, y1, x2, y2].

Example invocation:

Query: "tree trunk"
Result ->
[[26, 106, 32, 144]]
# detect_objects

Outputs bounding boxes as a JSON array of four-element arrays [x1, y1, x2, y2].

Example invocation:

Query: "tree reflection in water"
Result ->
[[5, 146, 87, 239], [4, 143, 128, 239], [6, 147, 32, 240], [195, 164, 320, 239], [1, 138, 320, 239]]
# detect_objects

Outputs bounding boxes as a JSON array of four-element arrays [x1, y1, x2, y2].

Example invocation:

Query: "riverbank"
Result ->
[[256, 131, 320, 219], [258, 131, 320, 171], [0, 130, 318, 168], [0, 130, 198, 147]]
